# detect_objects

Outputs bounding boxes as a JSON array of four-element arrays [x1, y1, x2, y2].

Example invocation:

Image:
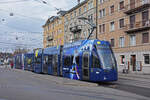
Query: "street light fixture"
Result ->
[[42, 0, 47, 4]]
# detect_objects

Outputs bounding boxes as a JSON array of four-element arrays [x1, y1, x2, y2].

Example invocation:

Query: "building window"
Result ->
[[79, 8, 81, 15], [99, 25, 102, 33], [102, 9, 105, 17], [74, 11, 76, 17], [110, 21, 115, 31], [119, 1, 124, 10], [88, 14, 93, 22], [70, 13, 73, 19], [99, 24, 105, 33], [99, 0, 104, 4], [110, 5, 114, 14], [130, 15, 135, 28], [142, 32, 149, 43], [99, 9, 105, 18], [130, 35, 136, 46], [120, 55, 125, 64], [99, 10, 102, 18], [102, 24, 105, 33], [119, 18, 124, 28], [119, 37, 125, 47], [144, 54, 150, 64], [84, 5, 87, 12], [142, 11, 149, 26], [110, 38, 115, 47], [88, 1, 93, 10]]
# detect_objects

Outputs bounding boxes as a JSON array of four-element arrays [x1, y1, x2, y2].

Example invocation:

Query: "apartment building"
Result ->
[[43, 11, 66, 48], [98, 0, 150, 73], [64, 0, 97, 43]]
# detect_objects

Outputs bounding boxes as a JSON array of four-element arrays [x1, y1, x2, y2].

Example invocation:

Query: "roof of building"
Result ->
[[66, 0, 88, 14], [43, 0, 88, 27], [57, 10, 67, 16], [43, 16, 59, 27]]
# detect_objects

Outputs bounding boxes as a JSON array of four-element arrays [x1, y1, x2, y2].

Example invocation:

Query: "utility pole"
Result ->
[[96, 0, 98, 39]]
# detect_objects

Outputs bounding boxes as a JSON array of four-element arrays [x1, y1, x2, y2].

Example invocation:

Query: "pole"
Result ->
[[95, 0, 98, 39]]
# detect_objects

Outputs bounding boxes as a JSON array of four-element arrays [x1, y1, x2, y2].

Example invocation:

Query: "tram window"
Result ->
[[92, 52, 101, 68], [64, 56, 71, 66], [52, 55, 55, 66], [83, 69, 88, 76], [44, 56, 48, 65], [76, 56, 80, 66], [27, 58, 32, 65], [54, 55, 58, 67], [48, 55, 52, 65], [35, 56, 41, 64], [83, 54, 88, 67], [71, 56, 74, 65]]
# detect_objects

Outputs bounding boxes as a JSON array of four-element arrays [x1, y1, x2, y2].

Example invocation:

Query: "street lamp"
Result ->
[[35, 0, 47, 4]]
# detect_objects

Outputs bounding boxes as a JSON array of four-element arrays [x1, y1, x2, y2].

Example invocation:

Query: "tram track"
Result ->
[[97, 79, 150, 98]]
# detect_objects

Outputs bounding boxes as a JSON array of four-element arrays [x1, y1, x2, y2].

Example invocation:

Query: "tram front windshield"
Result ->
[[97, 45, 116, 69]]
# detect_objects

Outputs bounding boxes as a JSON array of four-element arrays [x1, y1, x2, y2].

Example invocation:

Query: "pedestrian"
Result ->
[[10, 61, 14, 69]]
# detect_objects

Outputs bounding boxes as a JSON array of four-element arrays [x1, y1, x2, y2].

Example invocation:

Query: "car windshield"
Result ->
[[97, 45, 116, 69]]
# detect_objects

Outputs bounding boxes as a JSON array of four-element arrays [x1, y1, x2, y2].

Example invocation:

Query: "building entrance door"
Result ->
[[131, 55, 136, 71]]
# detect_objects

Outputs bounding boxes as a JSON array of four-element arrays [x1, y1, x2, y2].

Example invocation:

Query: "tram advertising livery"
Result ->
[[34, 48, 43, 74], [14, 39, 118, 82], [24, 52, 34, 71]]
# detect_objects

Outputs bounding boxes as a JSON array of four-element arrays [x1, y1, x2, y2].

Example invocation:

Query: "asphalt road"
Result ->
[[0, 66, 149, 100], [99, 78, 150, 98]]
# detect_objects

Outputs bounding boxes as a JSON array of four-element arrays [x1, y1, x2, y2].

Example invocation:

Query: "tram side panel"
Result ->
[[43, 46, 62, 76], [24, 53, 34, 71], [34, 49, 43, 74], [61, 55, 72, 79]]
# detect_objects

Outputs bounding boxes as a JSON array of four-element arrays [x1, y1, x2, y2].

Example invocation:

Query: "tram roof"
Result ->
[[44, 46, 60, 54], [63, 39, 110, 49]]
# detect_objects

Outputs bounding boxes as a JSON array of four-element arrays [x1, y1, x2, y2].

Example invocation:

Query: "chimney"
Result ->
[[78, 0, 80, 4]]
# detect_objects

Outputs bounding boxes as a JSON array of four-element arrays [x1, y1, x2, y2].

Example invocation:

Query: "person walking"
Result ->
[[10, 61, 14, 69]]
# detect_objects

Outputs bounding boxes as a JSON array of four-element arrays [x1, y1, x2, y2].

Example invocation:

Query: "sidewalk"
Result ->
[[119, 72, 150, 82]]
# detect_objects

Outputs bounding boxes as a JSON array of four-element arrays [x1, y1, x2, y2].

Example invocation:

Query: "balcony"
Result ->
[[46, 36, 53, 41], [124, 20, 150, 33], [124, 0, 150, 14], [70, 25, 82, 34]]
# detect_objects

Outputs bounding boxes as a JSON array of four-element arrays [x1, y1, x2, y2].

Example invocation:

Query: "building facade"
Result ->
[[64, 0, 97, 43], [43, 11, 66, 48], [98, 0, 150, 73]]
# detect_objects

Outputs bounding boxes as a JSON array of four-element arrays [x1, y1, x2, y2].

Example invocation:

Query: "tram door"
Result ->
[[53, 55, 58, 76], [43, 56, 48, 74], [82, 52, 90, 80]]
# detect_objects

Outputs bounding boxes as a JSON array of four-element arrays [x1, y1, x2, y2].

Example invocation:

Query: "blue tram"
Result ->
[[14, 39, 118, 82], [24, 51, 34, 71], [33, 48, 43, 73], [62, 40, 117, 82]]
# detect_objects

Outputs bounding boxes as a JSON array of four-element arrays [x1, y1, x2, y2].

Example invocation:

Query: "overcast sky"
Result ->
[[0, 0, 81, 52]]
